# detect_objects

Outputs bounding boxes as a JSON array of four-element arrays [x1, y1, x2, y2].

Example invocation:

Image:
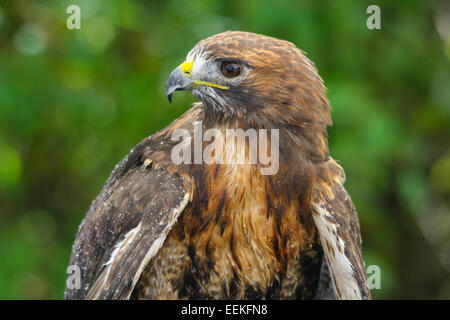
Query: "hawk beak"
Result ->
[[165, 61, 194, 103]]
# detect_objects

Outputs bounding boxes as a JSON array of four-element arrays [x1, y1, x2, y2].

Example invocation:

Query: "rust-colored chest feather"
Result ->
[[132, 130, 323, 299]]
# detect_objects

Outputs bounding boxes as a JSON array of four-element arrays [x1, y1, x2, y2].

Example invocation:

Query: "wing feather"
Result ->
[[313, 183, 371, 300], [65, 140, 190, 299]]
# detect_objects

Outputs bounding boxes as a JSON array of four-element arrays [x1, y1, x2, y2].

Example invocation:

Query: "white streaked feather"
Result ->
[[313, 204, 362, 300], [101, 221, 142, 290], [130, 192, 190, 294], [87, 192, 190, 299]]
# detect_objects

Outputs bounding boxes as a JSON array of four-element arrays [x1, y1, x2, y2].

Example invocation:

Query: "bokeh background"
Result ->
[[0, 0, 449, 299]]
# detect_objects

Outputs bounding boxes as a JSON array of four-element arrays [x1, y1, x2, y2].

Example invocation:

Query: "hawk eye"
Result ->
[[220, 61, 241, 78]]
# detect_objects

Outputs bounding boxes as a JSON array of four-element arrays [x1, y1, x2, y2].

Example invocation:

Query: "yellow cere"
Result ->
[[180, 60, 193, 77], [179, 60, 229, 90]]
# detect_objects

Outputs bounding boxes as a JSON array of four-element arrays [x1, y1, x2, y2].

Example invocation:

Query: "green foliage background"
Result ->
[[0, 0, 449, 299]]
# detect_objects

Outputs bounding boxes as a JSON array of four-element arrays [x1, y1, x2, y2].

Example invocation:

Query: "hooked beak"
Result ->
[[165, 60, 229, 103], [165, 61, 194, 103]]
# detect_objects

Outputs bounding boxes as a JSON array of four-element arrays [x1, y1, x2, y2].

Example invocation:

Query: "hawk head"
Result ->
[[166, 31, 331, 134]]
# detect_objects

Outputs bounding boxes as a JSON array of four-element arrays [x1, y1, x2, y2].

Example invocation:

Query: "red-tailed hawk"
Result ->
[[65, 31, 371, 300]]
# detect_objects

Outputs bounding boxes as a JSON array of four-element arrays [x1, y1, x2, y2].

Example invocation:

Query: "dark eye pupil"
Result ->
[[221, 62, 241, 77], [226, 65, 235, 73]]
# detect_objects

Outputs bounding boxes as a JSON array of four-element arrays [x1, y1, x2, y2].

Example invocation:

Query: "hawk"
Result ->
[[65, 31, 371, 300]]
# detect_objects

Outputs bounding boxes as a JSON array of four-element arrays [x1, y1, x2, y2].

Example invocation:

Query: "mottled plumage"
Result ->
[[65, 31, 371, 300]]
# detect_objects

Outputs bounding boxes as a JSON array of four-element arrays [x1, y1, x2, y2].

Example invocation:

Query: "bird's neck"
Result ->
[[201, 106, 331, 164]]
